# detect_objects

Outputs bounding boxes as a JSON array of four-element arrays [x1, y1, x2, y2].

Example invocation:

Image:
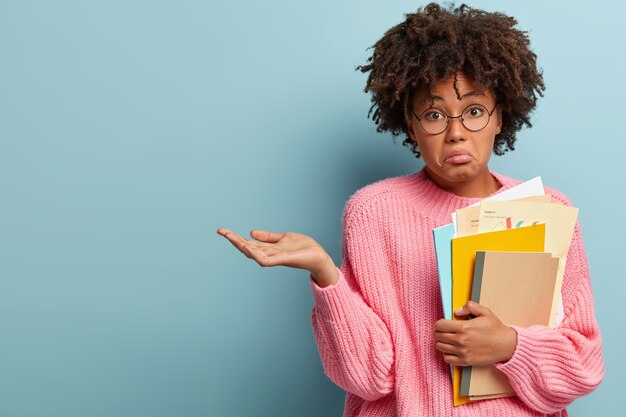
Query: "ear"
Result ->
[[495, 106, 503, 135], [405, 108, 419, 143]]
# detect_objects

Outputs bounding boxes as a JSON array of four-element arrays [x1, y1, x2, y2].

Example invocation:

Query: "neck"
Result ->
[[424, 167, 501, 198]]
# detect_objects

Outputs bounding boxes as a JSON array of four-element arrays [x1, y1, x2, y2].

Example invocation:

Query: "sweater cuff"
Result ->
[[494, 325, 539, 380], [309, 267, 354, 321]]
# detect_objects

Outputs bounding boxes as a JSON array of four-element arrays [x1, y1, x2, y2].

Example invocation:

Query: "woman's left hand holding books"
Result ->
[[434, 301, 517, 366]]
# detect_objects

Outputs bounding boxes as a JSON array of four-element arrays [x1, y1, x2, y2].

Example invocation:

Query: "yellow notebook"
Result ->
[[450, 223, 546, 406]]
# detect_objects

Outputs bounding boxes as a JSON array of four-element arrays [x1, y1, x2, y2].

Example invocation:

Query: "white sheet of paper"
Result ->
[[451, 176, 545, 229]]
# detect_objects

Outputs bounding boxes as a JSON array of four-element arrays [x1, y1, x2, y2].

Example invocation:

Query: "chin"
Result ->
[[443, 165, 482, 181]]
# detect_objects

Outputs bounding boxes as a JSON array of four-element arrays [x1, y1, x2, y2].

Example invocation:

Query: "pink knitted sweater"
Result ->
[[310, 168, 604, 417]]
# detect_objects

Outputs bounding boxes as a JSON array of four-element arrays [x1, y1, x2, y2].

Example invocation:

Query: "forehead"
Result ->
[[412, 73, 493, 104]]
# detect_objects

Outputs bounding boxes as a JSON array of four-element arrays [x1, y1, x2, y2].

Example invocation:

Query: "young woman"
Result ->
[[217, 3, 604, 416]]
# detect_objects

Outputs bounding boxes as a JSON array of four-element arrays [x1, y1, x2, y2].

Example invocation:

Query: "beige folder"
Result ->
[[460, 251, 560, 399]]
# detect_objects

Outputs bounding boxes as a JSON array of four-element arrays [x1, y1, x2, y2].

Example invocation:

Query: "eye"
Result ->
[[423, 109, 445, 121], [464, 105, 485, 119]]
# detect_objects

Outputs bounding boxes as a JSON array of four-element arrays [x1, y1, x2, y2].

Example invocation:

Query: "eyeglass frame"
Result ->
[[409, 102, 499, 135]]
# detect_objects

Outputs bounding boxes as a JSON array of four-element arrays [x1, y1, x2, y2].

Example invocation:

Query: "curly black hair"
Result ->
[[357, 2, 545, 158]]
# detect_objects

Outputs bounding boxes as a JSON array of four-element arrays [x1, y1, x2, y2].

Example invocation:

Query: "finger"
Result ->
[[453, 304, 471, 317], [435, 341, 459, 355], [434, 331, 459, 345], [262, 248, 297, 267], [455, 301, 490, 318], [442, 354, 466, 366], [218, 229, 247, 248], [243, 243, 282, 259], [435, 318, 465, 333], [250, 229, 285, 243], [217, 229, 254, 253], [217, 228, 238, 240], [244, 245, 294, 268], [241, 244, 261, 261]]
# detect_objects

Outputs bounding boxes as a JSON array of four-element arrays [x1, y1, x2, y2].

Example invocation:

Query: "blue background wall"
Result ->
[[0, 1, 622, 416]]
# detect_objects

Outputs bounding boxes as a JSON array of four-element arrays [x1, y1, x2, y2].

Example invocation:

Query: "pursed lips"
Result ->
[[443, 150, 474, 164]]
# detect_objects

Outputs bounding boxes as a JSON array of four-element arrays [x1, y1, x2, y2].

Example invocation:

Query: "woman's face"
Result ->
[[407, 73, 502, 191]]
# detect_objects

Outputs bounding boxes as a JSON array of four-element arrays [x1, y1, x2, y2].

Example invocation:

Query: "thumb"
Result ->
[[454, 301, 489, 318], [250, 229, 285, 243]]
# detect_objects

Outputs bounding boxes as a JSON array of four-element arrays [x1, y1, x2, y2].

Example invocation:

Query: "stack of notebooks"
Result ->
[[432, 177, 579, 406]]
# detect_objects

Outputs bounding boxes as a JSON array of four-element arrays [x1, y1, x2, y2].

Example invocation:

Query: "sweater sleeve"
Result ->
[[495, 221, 605, 413], [309, 206, 395, 401]]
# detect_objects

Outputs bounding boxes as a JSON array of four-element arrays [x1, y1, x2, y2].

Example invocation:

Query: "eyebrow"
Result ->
[[420, 91, 487, 103]]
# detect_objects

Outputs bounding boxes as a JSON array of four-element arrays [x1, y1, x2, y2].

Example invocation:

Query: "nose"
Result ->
[[444, 116, 466, 144]]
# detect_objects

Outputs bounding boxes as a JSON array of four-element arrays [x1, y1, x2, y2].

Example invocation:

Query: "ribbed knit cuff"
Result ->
[[494, 325, 539, 381], [310, 267, 355, 321]]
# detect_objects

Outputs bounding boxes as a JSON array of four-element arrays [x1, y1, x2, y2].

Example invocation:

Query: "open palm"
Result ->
[[217, 228, 333, 276]]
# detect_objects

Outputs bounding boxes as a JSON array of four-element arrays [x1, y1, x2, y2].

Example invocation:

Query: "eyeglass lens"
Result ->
[[420, 104, 491, 135]]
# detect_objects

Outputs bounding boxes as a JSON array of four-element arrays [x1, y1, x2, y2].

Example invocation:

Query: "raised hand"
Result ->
[[216, 228, 338, 287], [434, 301, 517, 366]]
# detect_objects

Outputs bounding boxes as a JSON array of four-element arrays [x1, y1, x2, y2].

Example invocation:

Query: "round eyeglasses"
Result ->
[[410, 103, 498, 135]]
